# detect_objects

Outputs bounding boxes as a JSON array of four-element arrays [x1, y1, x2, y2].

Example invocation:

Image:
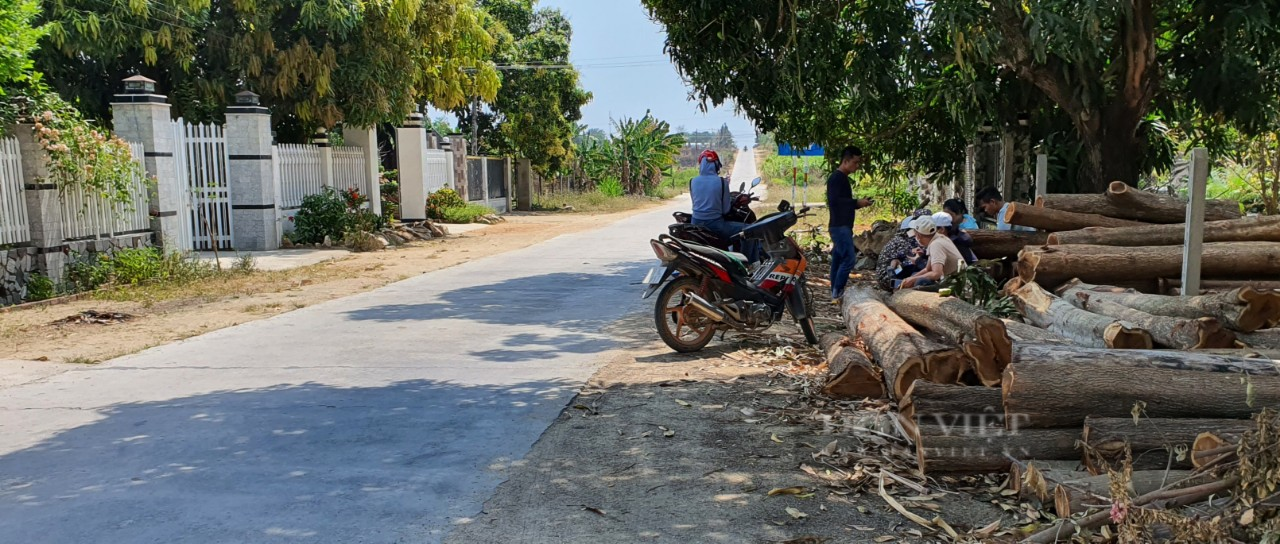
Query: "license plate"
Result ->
[[641, 267, 662, 285]]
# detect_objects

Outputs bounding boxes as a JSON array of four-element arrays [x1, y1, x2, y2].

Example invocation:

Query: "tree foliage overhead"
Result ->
[[36, 0, 501, 137], [0, 0, 44, 96], [456, 0, 590, 176], [644, 0, 1280, 193]]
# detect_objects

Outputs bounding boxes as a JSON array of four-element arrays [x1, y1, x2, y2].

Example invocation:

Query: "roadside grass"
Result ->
[[532, 182, 681, 214], [90, 261, 343, 306]]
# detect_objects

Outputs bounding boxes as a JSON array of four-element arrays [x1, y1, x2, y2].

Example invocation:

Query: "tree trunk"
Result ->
[[1059, 279, 1280, 333], [1053, 470, 1207, 518], [1002, 344, 1280, 428], [818, 332, 885, 400], [899, 380, 1003, 442], [1017, 242, 1280, 289], [1193, 347, 1280, 360], [1191, 434, 1241, 469], [1009, 281, 1153, 349], [1236, 328, 1280, 349], [841, 285, 968, 400], [1004, 202, 1146, 232], [968, 230, 1050, 260], [1107, 181, 1242, 222], [886, 290, 1013, 387], [1070, 292, 1236, 349], [1161, 278, 1280, 295], [1081, 417, 1254, 473], [914, 424, 1079, 474], [1002, 319, 1073, 345], [1047, 215, 1280, 246]]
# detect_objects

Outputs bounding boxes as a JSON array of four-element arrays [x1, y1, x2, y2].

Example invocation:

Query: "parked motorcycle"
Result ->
[[641, 199, 819, 353], [668, 177, 762, 256]]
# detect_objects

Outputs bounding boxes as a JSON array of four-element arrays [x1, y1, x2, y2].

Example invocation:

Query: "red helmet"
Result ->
[[698, 149, 722, 171]]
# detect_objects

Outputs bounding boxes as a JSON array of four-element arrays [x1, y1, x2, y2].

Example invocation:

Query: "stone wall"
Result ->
[[1, 247, 37, 305]]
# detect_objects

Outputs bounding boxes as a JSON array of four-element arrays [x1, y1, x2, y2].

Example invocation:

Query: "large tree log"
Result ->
[[1036, 184, 1240, 223], [1002, 345, 1280, 429], [1107, 181, 1242, 222], [1018, 242, 1280, 290], [1009, 281, 1153, 349], [818, 333, 886, 400], [1002, 319, 1073, 345], [1060, 279, 1280, 333], [1025, 477, 1238, 543], [914, 424, 1079, 474], [899, 380, 1003, 441], [1053, 470, 1206, 518], [1161, 278, 1280, 295], [1072, 292, 1236, 349], [1047, 215, 1280, 247], [1237, 328, 1280, 349], [1081, 417, 1255, 473], [841, 285, 968, 399], [886, 290, 1013, 387], [1004, 202, 1146, 232], [969, 230, 1050, 260], [1194, 348, 1280, 360], [1191, 434, 1242, 469]]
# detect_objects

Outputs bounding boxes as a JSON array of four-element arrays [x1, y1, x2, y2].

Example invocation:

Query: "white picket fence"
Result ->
[[173, 120, 233, 251], [424, 149, 453, 194], [277, 144, 325, 209], [0, 138, 30, 245], [333, 145, 372, 199], [59, 143, 151, 241]]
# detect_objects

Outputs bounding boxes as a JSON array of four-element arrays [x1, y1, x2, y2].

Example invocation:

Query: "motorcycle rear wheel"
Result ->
[[654, 276, 717, 353]]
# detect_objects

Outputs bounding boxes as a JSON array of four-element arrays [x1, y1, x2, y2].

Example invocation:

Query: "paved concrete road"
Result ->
[[0, 200, 684, 543]]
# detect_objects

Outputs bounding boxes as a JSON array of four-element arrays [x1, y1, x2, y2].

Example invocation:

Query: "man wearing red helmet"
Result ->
[[689, 149, 759, 261]]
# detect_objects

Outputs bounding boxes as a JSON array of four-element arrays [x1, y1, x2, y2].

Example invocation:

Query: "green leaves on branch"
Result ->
[[576, 112, 684, 195]]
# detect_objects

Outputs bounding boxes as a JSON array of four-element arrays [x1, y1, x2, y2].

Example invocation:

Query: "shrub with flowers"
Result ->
[[25, 94, 146, 210]]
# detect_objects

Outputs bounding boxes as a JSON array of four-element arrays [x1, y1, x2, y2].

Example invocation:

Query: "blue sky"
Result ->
[[531, 0, 758, 145]]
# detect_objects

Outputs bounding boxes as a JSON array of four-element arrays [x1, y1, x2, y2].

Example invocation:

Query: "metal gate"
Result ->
[[173, 118, 233, 251]]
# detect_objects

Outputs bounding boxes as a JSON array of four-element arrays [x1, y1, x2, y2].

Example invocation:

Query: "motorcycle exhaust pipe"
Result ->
[[686, 293, 727, 323]]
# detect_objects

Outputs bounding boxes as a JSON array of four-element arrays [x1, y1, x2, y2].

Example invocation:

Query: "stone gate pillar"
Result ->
[[224, 90, 279, 251], [110, 75, 185, 251]]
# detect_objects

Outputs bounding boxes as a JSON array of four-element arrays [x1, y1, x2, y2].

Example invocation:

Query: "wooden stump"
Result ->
[[1081, 417, 1255, 473], [818, 332, 886, 400], [914, 424, 1079, 474], [1002, 344, 1280, 428], [1004, 202, 1146, 232], [1106, 181, 1242, 222], [1009, 281, 1153, 349], [1017, 242, 1280, 289], [841, 285, 968, 399], [1072, 292, 1237, 349], [885, 290, 1013, 387], [1048, 215, 1280, 247], [1059, 279, 1280, 333]]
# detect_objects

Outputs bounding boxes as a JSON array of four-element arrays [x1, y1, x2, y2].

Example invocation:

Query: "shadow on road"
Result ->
[[0, 377, 581, 543]]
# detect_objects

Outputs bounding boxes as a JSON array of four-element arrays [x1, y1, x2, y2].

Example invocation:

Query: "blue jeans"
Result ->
[[829, 226, 856, 298], [693, 217, 761, 262]]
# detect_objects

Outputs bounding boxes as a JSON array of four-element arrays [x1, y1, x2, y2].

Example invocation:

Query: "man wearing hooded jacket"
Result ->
[[690, 150, 760, 262]]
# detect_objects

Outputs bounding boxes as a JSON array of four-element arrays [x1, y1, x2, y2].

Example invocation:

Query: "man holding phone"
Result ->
[[827, 146, 874, 302]]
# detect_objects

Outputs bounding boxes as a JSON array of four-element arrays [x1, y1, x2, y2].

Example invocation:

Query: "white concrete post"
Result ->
[[110, 75, 185, 253], [343, 126, 382, 218], [1181, 147, 1209, 296], [395, 113, 429, 222], [224, 91, 279, 251], [12, 123, 66, 283], [1035, 153, 1048, 200]]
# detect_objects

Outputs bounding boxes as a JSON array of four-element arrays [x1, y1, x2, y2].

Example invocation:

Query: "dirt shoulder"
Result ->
[[446, 304, 1017, 544], [0, 203, 665, 368]]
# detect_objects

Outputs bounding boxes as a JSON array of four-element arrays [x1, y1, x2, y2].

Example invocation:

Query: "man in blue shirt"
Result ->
[[975, 187, 1036, 231], [827, 146, 874, 302], [689, 150, 759, 261]]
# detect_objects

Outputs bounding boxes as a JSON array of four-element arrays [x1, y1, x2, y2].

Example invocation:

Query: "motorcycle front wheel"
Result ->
[[654, 276, 717, 353], [796, 275, 819, 345]]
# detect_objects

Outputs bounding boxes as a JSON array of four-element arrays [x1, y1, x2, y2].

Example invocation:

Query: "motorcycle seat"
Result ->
[[681, 242, 750, 277]]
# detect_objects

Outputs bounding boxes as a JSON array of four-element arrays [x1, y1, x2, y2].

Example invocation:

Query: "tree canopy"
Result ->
[[455, 0, 590, 176], [0, 0, 44, 96], [644, 0, 1280, 193], [36, 0, 501, 139]]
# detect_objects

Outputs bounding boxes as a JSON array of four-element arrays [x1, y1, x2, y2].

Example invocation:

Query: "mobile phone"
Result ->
[[894, 265, 903, 275]]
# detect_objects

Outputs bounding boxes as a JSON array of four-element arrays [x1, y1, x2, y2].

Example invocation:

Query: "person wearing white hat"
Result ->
[[931, 211, 978, 264], [899, 215, 964, 290]]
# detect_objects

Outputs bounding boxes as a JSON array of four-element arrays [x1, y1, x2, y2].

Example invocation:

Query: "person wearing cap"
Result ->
[[931, 211, 978, 265], [876, 208, 932, 290], [899, 215, 965, 290]]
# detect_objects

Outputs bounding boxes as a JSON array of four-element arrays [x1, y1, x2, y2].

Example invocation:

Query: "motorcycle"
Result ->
[[668, 177, 762, 257], [641, 199, 819, 353]]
